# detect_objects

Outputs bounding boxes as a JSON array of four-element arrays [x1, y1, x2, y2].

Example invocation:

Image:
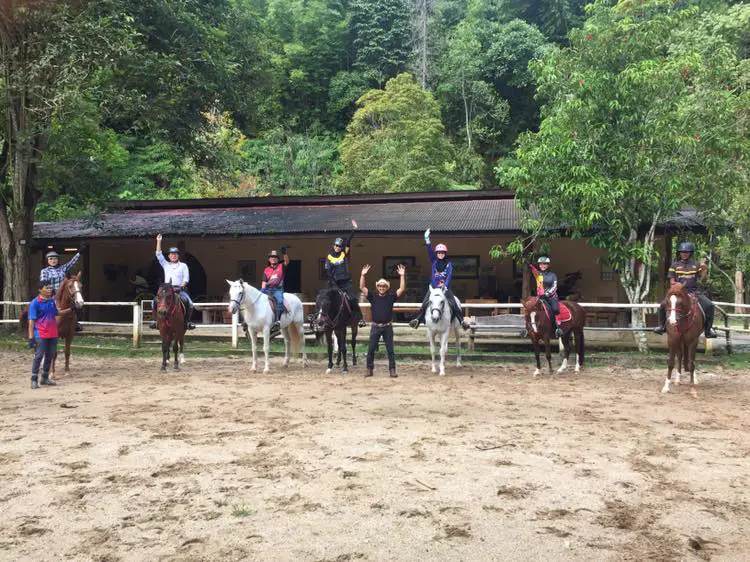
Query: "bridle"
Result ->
[[316, 289, 346, 329], [58, 278, 83, 310], [230, 283, 262, 311], [429, 295, 446, 322]]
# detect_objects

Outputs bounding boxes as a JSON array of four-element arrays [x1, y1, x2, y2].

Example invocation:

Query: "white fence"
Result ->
[[3, 298, 750, 353]]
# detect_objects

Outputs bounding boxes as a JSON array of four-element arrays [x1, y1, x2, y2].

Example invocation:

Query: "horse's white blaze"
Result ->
[[530, 311, 537, 333], [73, 281, 84, 307], [668, 295, 677, 325], [557, 357, 568, 374], [661, 379, 670, 393]]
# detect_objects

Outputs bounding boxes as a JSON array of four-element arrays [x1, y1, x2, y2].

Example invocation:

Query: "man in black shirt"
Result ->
[[360, 263, 406, 378]]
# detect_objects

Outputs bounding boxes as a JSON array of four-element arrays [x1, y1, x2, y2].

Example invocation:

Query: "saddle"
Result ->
[[269, 296, 289, 317], [543, 301, 572, 324]]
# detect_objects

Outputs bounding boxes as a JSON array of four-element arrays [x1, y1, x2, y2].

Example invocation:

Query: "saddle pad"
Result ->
[[555, 303, 573, 324]]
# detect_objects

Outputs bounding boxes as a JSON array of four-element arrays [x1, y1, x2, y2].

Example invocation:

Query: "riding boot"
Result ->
[[704, 309, 718, 338], [552, 319, 563, 338], [185, 304, 196, 330], [409, 301, 428, 329], [653, 304, 667, 334]]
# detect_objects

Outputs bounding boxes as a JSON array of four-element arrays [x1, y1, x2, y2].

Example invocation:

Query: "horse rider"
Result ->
[[529, 256, 563, 338], [653, 241, 718, 338], [409, 229, 471, 330], [261, 247, 289, 329], [40, 245, 85, 332], [150, 234, 195, 330], [325, 219, 366, 327]]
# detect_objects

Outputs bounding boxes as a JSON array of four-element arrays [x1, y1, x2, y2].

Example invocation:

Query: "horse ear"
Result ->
[[226, 279, 233, 287], [238, 278, 244, 284]]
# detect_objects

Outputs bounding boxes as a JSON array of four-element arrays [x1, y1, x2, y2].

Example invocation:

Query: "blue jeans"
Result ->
[[32, 337, 57, 380], [263, 287, 284, 321]]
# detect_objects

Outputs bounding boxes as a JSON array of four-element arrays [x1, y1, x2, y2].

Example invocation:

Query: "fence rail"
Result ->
[[2, 298, 748, 353]]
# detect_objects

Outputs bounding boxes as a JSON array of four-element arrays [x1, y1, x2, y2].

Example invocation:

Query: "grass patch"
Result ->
[[231, 504, 255, 518]]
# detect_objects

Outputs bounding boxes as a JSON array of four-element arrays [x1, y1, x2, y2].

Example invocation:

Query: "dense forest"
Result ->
[[0, 0, 748, 307]]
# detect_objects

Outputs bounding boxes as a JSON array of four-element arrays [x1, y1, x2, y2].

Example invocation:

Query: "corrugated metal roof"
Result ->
[[33, 198, 522, 239], [31, 195, 705, 241]]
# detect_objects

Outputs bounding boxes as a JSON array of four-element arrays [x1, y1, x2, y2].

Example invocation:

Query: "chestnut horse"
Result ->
[[156, 283, 185, 371], [51, 273, 85, 379], [661, 282, 703, 394], [522, 297, 585, 377]]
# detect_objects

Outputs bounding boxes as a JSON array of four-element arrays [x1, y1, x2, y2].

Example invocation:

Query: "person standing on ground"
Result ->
[[27, 281, 72, 389], [360, 263, 406, 378]]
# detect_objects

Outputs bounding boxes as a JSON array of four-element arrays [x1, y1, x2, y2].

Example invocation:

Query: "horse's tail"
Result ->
[[288, 321, 303, 354]]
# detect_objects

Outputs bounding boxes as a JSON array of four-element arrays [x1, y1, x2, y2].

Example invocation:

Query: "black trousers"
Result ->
[[31, 337, 57, 380], [541, 295, 560, 316], [366, 325, 395, 369]]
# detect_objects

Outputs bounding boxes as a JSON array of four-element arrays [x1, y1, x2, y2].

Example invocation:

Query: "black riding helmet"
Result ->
[[678, 241, 695, 254]]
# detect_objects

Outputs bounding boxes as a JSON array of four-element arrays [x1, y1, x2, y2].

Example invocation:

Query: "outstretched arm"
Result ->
[[396, 265, 406, 298], [61, 252, 81, 274], [359, 264, 370, 297], [155, 234, 167, 267]]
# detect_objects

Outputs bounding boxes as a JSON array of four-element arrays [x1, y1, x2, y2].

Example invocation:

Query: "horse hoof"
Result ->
[[661, 382, 670, 393], [326, 368, 332, 374], [533, 369, 541, 377], [431, 367, 437, 374], [263, 368, 270, 374], [178, 353, 185, 365], [161, 366, 167, 372], [342, 370, 348, 375]]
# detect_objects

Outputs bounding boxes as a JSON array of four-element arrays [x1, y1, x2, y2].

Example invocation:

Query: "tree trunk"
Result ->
[[736, 270, 747, 329]]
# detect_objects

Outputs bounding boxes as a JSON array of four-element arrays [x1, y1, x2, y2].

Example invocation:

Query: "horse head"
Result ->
[[59, 272, 85, 310], [428, 286, 448, 324], [156, 282, 178, 319], [666, 282, 691, 326], [313, 288, 335, 332], [226, 279, 246, 315], [522, 296, 548, 335]]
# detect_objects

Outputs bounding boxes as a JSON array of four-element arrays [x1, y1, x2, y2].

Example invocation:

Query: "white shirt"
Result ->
[[156, 252, 190, 286]]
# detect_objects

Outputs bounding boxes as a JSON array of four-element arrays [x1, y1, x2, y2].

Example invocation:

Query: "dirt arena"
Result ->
[[1, 350, 749, 561]]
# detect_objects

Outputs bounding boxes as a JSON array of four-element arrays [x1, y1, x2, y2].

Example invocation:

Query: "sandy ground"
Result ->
[[1, 350, 749, 562]]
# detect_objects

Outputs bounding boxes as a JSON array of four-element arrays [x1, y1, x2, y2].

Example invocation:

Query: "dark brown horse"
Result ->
[[662, 282, 703, 395], [156, 283, 185, 371], [522, 297, 585, 376], [312, 288, 359, 374], [51, 273, 84, 379]]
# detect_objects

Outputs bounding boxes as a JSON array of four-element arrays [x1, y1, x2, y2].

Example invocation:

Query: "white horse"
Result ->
[[425, 286, 462, 376], [227, 279, 307, 373]]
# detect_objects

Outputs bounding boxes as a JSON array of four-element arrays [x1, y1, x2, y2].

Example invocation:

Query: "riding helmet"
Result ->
[[434, 243, 448, 253], [333, 237, 345, 247], [537, 256, 551, 264], [678, 241, 696, 253], [45, 251, 59, 259], [167, 247, 180, 255], [268, 250, 280, 258]]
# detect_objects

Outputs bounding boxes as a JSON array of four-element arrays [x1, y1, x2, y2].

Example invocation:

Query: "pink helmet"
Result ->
[[435, 243, 448, 253]]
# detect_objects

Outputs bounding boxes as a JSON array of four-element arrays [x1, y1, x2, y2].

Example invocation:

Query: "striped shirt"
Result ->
[[668, 259, 700, 293]]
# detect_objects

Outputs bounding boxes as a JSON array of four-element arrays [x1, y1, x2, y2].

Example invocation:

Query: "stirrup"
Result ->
[[149, 322, 157, 329], [520, 329, 529, 338], [705, 328, 718, 338], [358, 319, 367, 328], [186, 323, 196, 330], [409, 319, 420, 329]]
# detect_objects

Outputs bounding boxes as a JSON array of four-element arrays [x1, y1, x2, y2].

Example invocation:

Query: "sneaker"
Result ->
[[461, 321, 471, 330], [358, 319, 367, 328], [409, 319, 420, 329], [555, 328, 563, 338], [31, 380, 39, 390], [40, 378, 57, 386], [519, 329, 529, 338], [186, 323, 196, 330]]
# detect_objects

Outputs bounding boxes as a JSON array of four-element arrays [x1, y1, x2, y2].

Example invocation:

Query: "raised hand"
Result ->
[[361, 264, 371, 276], [396, 264, 406, 276], [351, 219, 358, 229], [424, 228, 431, 243], [156, 233, 162, 242]]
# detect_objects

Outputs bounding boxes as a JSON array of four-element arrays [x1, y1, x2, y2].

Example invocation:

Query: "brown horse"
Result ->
[[156, 283, 185, 371], [661, 282, 703, 395], [51, 273, 85, 379], [522, 297, 585, 377]]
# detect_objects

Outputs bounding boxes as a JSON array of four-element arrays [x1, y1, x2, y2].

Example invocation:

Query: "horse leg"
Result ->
[[325, 330, 334, 374], [282, 327, 290, 368], [65, 336, 72, 374], [350, 324, 358, 367], [688, 340, 699, 396], [455, 324, 462, 368], [173, 337, 179, 370], [428, 330, 437, 374], [262, 329, 270, 373], [574, 329, 584, 373], [439, 331, 448, 376], [161, 337, 169, 371], [544, 337, 553, 375], [249, 328, 258, 372], [340, 328, 349, 374], [532, 338, 541, 377], [556, 333, 571, 374], [178, 333, 185, 366], [674, 342, 683, 386]]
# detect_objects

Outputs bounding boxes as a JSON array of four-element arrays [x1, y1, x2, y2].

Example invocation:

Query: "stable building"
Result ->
[[31, 190, 696, 323]]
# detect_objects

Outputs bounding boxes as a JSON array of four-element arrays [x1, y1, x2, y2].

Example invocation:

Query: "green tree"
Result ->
[[0, 0, 135, 310], [336, 73, 454, 193], [497, 0, 749, 351]]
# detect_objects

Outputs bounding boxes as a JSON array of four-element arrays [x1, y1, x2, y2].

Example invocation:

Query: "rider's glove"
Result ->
[[424, 228, 431, 245]]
